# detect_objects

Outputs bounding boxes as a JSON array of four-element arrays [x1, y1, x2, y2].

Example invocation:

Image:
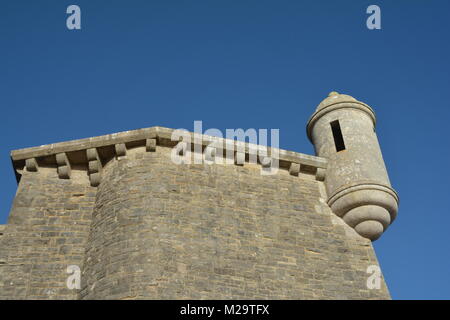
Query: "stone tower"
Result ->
[[307, 92, 398, 240], [0, 92, 397, 299]]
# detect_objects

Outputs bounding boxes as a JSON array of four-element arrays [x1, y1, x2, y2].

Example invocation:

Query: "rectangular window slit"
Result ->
[[330, 120, 346, 152]]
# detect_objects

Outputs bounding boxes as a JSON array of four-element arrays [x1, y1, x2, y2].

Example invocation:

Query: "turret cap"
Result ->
[[316, 91, 358, 112], [307, 91, 377, 142]]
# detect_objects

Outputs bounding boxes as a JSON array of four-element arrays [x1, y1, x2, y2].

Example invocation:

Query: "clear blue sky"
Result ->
[[1, 0, 449, 299]]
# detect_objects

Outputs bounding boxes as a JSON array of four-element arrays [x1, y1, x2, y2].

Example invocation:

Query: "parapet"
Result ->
[[10, 126, 328, 187]]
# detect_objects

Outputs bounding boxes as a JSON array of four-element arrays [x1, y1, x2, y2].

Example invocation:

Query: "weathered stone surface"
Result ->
[[0, 168, 95, 299], [1, 92, 396, 300], [0, 143, 390, 300], [78, 147, 389, 300], [56, 153, 71, 179], [307, 92, 399, 240]]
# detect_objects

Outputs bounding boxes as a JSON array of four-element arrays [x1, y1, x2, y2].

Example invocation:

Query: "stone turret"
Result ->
[[307, 92, 399, 240]]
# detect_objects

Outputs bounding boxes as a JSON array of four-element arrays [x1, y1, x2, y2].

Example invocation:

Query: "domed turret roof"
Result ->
[[316, 91, 358, 111], [306, 91, 377, 142]]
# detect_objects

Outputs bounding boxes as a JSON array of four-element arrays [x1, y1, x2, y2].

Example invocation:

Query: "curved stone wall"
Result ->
[[80, 145, 390, 299]]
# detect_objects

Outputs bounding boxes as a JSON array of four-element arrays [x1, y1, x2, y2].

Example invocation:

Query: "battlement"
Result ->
[[11, 126, 328, 187]]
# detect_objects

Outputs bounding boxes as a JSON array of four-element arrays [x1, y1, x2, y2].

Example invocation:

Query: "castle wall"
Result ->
[[80, 146, 390, 299], [0, 168, 95, 299], [1, 126, 392, 300]]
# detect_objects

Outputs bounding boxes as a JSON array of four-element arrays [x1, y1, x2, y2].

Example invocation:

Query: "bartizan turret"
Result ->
[[307, 92, 399, 240]]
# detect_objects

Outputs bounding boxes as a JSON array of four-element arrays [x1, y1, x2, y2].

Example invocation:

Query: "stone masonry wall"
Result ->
[[0, 168, 96, 299], [80, 145, 390, 299]]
